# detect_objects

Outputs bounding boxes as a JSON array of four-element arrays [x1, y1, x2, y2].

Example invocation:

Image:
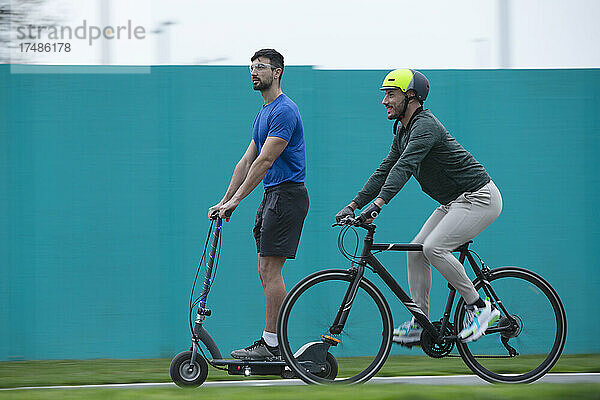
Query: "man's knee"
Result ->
[[258, 256, 286, 282], [422, 240, 447, 262]]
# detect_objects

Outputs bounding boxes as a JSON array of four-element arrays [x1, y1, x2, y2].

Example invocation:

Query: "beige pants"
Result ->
[[407, 180, 502, 317]]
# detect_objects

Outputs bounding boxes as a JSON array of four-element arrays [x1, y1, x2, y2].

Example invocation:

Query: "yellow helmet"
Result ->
[[380, 69, 430, 103]]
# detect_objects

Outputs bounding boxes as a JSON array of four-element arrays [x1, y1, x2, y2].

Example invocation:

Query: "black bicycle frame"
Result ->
[[330, 224, 508, 342]]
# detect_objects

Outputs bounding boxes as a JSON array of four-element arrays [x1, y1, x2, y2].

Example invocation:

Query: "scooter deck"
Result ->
[[211, 358, 286, 366], [210, 358, 323, 376], [202, 342, 331, 377], [210, 358, 287, 376]]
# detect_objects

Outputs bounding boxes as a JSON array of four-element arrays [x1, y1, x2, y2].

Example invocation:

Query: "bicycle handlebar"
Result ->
[[332, 216, 374, 230]]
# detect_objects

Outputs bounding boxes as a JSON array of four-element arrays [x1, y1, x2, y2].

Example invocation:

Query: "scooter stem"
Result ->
[[198, 217, 223, 311]]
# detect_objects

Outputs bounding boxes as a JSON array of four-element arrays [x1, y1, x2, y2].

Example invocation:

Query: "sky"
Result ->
[[9, 0, 600, 69]]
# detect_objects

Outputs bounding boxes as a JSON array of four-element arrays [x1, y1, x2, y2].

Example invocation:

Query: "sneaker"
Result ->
[[459, 299, 501, 343], [392, 317, 423, 345], [230, 338, 280, 360]]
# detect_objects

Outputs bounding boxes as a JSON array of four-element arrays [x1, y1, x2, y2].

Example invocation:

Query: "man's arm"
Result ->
[[220, 140, 258, 203], [346, 125, 437, 222], [208, 141, 257, 219], [350, 137, 401, 210], [377, 124, 438, 204], [219, 136, 288, 218]]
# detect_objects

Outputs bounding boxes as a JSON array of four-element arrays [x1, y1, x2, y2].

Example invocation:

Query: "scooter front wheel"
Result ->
[[170, 350, 209, 388]]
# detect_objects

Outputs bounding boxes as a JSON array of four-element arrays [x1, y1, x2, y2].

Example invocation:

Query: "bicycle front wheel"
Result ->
[[455, 267, 567, 383], [277, 269, 393, 384]]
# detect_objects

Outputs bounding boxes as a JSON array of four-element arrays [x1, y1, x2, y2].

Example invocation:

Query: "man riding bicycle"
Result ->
[[336, 69, 502, 344]]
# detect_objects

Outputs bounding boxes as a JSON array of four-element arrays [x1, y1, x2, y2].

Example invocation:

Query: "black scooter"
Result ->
[[170, 213, 338, 387]]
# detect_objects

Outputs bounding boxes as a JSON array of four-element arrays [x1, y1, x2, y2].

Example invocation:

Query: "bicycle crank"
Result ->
[[420, 321, 455, 358]]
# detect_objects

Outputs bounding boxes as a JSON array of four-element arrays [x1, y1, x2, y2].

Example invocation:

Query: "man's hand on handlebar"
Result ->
[[208, 202, 223, 220], [208, 201, 234, 221], [359, 202, 382, 223], [218, 198, 239, 222], [332, 215, 358, 227], [335, 205, 356, 222], [334, 199, 384, 226], [332, 202, 362, 228]]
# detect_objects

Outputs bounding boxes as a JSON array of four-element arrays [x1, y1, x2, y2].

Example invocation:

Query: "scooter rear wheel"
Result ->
[[315, 352, 338, 381], [170, 350, 209, 388]]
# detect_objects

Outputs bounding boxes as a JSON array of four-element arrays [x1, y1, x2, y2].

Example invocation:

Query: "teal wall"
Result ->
[[1, 66, 599, 361]]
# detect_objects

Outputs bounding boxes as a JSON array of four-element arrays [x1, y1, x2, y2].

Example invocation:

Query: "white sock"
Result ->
[[262, 331, 278, 347]]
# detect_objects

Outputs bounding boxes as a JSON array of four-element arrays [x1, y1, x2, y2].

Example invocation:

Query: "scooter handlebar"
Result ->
[[210, 209, 232, 220]]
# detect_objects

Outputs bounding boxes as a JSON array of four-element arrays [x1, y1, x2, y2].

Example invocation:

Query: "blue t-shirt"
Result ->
[[252, 94, 306, 187]]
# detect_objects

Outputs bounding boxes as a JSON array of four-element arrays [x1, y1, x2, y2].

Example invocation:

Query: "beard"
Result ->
[[386, 107, 402, 120], [386, 98, 407, 119], [252, 76, 273, 91]]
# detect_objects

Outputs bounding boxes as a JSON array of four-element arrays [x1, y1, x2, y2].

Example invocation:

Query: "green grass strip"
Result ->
[[0, 354, 598, 389], [1, 383, 600, 400]]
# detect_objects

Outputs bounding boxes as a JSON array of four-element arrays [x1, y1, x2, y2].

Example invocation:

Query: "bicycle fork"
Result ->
[[329, 229, 376, 335], [329, 266, 364, 335]]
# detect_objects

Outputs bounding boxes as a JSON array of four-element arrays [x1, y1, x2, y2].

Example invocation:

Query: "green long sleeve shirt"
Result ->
[[353, 109, 491, 208]]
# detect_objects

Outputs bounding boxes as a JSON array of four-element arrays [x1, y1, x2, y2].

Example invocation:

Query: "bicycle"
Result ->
[[276, 217, 567, 384]]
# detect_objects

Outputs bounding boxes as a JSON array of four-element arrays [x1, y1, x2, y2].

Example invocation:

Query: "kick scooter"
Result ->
[[170, 213, 339, 387]]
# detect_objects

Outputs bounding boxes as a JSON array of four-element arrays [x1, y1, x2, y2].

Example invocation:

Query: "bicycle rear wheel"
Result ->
[[455, 267, 566, 383], [277, 269, 393, 384]]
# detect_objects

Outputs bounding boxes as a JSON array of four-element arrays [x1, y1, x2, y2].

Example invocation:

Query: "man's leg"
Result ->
[[407, 206, 448, 317], [394, 206, 447, 344], [421, 182, 502, 306], [258, 254, 287, 334], [231, 184, 307, 359], [419, 182, 503, 342], [229, 256, 286, 360]]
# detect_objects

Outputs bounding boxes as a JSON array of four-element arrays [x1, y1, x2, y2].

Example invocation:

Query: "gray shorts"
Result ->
[[253, 181, 309, 259]]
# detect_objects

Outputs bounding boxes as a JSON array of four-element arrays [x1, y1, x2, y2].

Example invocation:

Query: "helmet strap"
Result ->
[[398, 93, 418, 119], [393, 119, 400, 135], [396, 93, 408, 119]]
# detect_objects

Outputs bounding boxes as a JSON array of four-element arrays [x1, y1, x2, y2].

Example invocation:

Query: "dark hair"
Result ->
[[251, 48, 284, 80]]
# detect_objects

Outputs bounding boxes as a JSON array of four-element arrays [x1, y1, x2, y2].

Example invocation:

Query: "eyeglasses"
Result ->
[[249, 62, 279, 72]]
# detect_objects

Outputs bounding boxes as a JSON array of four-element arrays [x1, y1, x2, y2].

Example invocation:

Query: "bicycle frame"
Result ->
[[330, 223, 512, 343]]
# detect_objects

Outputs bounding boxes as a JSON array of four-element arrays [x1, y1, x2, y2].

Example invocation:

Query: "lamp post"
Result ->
[[498, 0, 511, 68], [151, 20, 177, 65]]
